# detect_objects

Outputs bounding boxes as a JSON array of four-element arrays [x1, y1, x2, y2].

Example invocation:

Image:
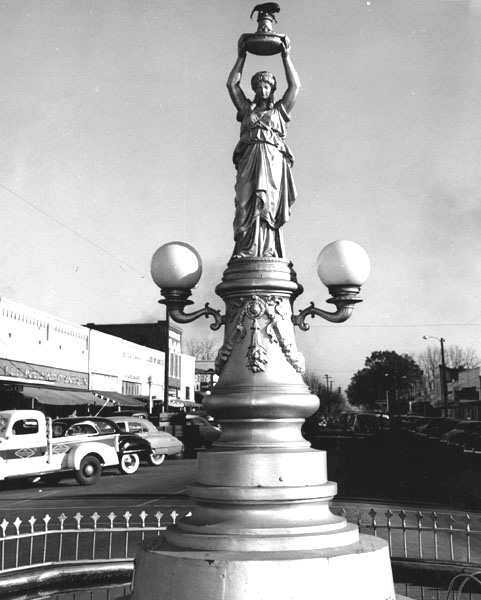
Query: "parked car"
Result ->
[[463, 430, 481, 453], [0, 410, 119, 486], [170, 413, 221, 452], [110, 410, 149, 420], [108, 416, 183, 464], [415, 417, 460, 440], [53, 417, 152, 474], [401, 415, 431, 433], [441, 420, 481, 447], [342, 413, 388, 437]]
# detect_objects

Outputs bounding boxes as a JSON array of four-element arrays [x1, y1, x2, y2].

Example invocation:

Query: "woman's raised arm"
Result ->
[[227, 35, 248, 112], [280, 36, 301, 114]]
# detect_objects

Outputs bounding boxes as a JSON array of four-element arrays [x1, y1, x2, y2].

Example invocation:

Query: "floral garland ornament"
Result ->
[[215, 295, 305, 375], [245, 297, 268, 372]]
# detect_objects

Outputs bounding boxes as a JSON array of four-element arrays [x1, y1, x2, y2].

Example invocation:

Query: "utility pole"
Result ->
[[164, 315, 170, 413], [423, 335, 449, 417], [324, 374, 333, 417]]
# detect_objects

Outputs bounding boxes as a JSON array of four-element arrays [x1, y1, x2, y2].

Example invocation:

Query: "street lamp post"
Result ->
[[133, 6, 395, 600], [384, 372, 397, 415], [423, 335, 448, 417], [147, 375, 153, 415]]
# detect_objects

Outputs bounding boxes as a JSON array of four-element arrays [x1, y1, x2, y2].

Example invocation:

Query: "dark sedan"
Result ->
[[441, 420, 481, 448], [53, 416, 152, 475], [415, 417, 460, 440]]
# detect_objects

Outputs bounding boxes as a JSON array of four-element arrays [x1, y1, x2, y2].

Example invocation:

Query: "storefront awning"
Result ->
[[22, 387, 103, 406], [92, 391, 145, 408]]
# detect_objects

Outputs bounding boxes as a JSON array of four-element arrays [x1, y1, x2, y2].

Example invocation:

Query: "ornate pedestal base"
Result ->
[[133, 534, 395, 600], [132, 258, 396, 599]]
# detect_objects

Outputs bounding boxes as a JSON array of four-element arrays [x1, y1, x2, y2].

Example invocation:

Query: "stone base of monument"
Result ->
[[132, 533, 396, 600]]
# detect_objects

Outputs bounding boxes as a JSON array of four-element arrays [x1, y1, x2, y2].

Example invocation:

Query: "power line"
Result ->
[[0, 182, 147, 279], [300, 322, 481, 329]]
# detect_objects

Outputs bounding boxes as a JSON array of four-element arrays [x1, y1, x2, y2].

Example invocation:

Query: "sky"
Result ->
[[1, 0, 481, 392]]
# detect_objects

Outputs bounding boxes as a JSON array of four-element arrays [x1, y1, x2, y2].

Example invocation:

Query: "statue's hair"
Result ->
[[251, 71, 277, 93], [250, 71, 276, 110]]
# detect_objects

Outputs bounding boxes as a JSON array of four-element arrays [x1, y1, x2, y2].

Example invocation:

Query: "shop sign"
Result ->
[[0, 358, 88, 389]]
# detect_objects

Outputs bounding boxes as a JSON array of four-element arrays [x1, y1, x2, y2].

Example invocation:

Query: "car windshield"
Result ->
[[53, 422, 69, 437], [96, 422, 116, 434]]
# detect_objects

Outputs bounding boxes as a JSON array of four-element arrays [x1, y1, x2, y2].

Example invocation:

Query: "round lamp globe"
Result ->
[[151, 242, 202, 290], [316, 240, 370, 287]]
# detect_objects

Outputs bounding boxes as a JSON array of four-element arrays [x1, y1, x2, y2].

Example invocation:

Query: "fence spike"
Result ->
[[0, 519, 8, 536], [13, 518, 22, 534], [171, 510, 179, 524], [28, 516, 36, 532], [58, 513, 67, 528], [123, 511, 132, 527], [74, 513, 83, 529]]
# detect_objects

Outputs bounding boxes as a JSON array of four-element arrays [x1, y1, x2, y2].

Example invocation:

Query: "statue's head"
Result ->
[[251, 71, 277, 108], [251, 71, 277, 94]]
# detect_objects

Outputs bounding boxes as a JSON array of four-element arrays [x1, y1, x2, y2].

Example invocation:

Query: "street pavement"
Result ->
[[0, 459, 197, 521]]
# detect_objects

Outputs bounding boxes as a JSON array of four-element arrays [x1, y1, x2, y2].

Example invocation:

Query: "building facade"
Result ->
[[0, 298, 195, 416], [85, 322, 185, 404], [430, 363, 481, 419]]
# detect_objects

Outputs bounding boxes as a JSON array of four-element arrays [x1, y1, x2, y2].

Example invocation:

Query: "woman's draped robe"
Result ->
[[232, 100, 297, 258]]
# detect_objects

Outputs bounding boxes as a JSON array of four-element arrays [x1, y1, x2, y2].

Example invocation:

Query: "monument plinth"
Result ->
[[132, 5, 397, 599]]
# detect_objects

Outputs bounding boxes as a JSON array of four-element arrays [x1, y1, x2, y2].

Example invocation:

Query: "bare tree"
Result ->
[[303, 369, 322, 395], [303, 370, 352, 418], [417, 344, 480, 394], [185, 337, 218, 360]]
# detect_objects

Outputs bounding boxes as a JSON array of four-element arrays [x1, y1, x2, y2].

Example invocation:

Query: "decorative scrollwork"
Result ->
[[215, 294, 305, 374]]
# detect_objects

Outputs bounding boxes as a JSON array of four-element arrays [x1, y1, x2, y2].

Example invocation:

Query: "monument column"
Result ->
[[132, 5, 398, 599]]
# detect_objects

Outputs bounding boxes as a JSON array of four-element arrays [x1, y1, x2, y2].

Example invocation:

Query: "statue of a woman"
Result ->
[[226, 35, 301, 259]]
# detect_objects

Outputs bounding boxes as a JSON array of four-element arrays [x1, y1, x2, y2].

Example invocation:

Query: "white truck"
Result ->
[[0, 409, 119, 486]]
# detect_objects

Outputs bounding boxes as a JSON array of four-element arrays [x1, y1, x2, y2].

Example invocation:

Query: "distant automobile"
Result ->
[[108, 416, 183, 465], [343, 413, 387, 437], [415, 417, 460, 440], [403, 415, 432, 433], [53, 417, 152, 475], [441, 420, 481, 447], [110, 410, 149, 420], [171, 413, 221, 451]]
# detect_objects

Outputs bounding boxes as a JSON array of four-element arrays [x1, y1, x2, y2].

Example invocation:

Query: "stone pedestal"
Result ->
[[132, 259, 396, 600], [133, 535, 395, 600]]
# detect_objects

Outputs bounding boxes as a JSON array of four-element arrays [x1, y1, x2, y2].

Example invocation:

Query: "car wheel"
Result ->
[[119, 453, 140, 474], [148, 452, 166, 466], [75, 456, 102, 486]]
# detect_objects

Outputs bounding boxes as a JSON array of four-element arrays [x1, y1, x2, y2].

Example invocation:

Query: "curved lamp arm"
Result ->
[[160, 289, 225, 331], [292, 285, 362, 331]]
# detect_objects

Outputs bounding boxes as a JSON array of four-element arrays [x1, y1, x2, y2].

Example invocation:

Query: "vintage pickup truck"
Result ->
[[0, 409, 119, 486]]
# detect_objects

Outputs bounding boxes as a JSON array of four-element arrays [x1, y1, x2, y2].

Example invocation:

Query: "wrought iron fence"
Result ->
[[1, 504, 481, 599], [0, 507, 192, 571]]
